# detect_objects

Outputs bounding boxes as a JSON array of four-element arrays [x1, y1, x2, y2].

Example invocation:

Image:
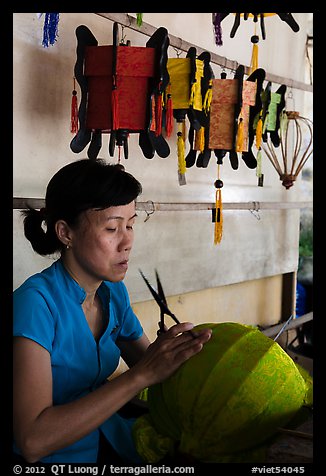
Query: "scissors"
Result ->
[[139, 269, 196, 339]]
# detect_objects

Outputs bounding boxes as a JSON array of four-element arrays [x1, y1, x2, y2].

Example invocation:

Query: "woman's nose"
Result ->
[[118, 229, 133, 251]]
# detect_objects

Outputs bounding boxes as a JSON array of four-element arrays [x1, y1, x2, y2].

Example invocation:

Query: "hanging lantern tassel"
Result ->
[[212, 13, 223, 46], [42, 13, 60, 48], [194, 126, 205, 152], [255, 114, 264, 185], [177, 121, 187, 185], [249, 34, 259, 75], [236, 115, 244, 152], [255, 115, 263, 149], [136, 13, 143, 27], [203, 79, 213, 115], [155, 91, 163, 137], [165, 85, 174, 138], [112, 76, 119, 131], [213, 167, 223, 245], [70, 78, 79, 134]]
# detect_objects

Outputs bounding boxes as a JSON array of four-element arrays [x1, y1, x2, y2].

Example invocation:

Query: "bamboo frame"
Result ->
[[13, 197, 312, 212]]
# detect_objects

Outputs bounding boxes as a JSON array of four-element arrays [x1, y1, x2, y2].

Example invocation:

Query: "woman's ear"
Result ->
[[55, 220, 73, 248]]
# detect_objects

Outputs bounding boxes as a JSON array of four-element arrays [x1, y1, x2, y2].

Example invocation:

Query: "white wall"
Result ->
[[13, 13, 313, 304]]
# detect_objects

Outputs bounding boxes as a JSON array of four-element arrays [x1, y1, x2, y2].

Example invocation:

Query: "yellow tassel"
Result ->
[[255, 116, 263, 149], [256, 149, 262, 177], [236, 116, 244, 152], [203, 81, 213, 114], [177, 122, 186, 175], [214, 188, 223, 245], [249, 43, 259, 75], [189, 81, 200, 108], [194, 126, 205, 152]]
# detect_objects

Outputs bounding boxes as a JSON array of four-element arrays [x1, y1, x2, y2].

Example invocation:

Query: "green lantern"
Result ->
[[133, 322, 312, 463]]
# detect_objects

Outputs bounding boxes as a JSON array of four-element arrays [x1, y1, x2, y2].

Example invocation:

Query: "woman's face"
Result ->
[[67, 201, 137, 284]]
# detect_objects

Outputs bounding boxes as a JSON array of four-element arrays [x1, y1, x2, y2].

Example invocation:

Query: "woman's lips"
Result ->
[[116, 260, 128, 271]]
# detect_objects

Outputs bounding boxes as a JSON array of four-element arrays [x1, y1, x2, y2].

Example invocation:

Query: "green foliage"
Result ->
[[299, 226, 313, 257]]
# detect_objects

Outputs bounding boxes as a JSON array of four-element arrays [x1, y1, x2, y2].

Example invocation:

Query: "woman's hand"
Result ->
[[132, 322, 212, 387]]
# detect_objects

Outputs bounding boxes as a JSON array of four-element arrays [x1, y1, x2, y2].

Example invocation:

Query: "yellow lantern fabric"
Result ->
[[167, 58, 204, 111], [167, 58, 191, 109], [133, 322, 312, 463]]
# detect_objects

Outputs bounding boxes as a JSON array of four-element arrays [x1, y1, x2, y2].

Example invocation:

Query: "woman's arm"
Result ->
[[117, 333, 151, 367], [13, 323, 211, 463], [13, 336, 148, 463]]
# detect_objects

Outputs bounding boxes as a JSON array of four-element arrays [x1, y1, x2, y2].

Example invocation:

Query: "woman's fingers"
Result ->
[[137, 323, 212, 385]]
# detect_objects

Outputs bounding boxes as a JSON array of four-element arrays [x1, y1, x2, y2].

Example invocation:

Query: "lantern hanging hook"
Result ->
[[144, 200, 155, 222], [125, 14, 133, 28], [286, 82, 295, 111], [221, 56, 227, 73], [120, 24, 126, 44], [173, 46, 182, 58], [249, 201, 261, 220]]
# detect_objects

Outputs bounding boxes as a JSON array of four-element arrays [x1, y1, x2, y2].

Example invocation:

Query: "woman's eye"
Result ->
[[106, 228, 116, 232]]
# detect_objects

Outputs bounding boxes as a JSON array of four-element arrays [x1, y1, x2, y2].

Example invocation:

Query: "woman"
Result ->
[[13, 158, 211, 464]]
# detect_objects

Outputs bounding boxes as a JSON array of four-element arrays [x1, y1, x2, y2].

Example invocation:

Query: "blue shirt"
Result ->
[[13, 259, 144, 463]]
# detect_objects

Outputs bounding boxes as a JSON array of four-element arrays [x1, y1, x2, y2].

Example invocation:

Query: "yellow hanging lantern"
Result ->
[[262, 111, 313, 189], [167, 49, 204, 184]]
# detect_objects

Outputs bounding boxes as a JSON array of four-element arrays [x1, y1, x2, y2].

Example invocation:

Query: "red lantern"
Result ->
[[70, 23, 170, 160]]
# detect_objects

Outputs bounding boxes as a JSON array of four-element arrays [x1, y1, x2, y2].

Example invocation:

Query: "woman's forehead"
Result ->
[[84, 202, 136, 223]]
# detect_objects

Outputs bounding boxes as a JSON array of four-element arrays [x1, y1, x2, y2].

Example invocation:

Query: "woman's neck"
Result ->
[[61, 255, 101, 297]]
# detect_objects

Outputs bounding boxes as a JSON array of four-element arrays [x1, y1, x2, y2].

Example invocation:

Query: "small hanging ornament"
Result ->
[[235, 115, 244, 152], [155, 83, 163, 137], [136, 13, 143, 27], [194, 126, 205, 152], [70, 77, 79, 134], [249, 33, 259, 75], [262, 111, 313, 189], [42, 13, 60, 47], [212, 165, 224, 245], [212, 13, 223, 46], [255, 114, 264, 186], [218, 13, 300, 40], [164, 84, 174, 137], [177, 121, 187, 185]]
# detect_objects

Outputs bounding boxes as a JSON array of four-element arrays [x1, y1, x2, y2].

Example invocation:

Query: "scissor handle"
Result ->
[[157, 318, 166, 336]]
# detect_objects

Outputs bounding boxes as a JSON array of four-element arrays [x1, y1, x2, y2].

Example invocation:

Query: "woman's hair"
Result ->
[[22, 159, 142, 256]]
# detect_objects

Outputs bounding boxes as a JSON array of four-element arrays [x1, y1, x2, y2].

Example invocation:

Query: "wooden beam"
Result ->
[[13, 198, 313, 211], [261, 312, 313, 338]]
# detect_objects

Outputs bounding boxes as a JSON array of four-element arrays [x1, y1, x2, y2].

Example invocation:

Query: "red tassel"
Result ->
[[165, 91, 173, 137], [149, 94, 156, 132], [155, 93, 163, 136], [112, 76, 119, 130], [70, 78, 78, 134], [70, 91, 78, 133]]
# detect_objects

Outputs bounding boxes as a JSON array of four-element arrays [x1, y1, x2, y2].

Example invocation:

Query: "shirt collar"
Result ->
[[56, 259, 111, 307]]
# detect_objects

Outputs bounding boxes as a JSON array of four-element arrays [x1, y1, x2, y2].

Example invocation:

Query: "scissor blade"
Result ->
[[155, 269, 167, 333], [139, 269, 196, 339], [139, 269, 179, 323], [155, 269, 167, 305]]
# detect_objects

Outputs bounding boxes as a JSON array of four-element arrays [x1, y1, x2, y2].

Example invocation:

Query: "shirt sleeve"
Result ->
[[13, 286, 55, 353], [109, 281, 143, 341]]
